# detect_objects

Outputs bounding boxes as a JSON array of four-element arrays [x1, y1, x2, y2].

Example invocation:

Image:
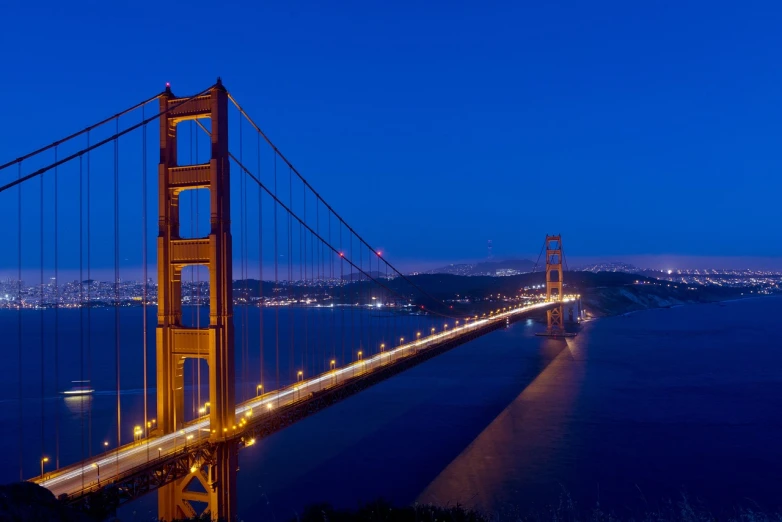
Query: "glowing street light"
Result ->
[[297, 370, 304, 383], [256, 384, 263, 397], [40, 457, 49, 479], [431, 327, 435, 336], [134, 425, 143, 441], [357, 350, 363, 361], [103, 441, 109, 449], [380, 343, 385, 353], [158, 447, 163, 459], [399, 337, 404, 346], [92, 462, 100, 485]]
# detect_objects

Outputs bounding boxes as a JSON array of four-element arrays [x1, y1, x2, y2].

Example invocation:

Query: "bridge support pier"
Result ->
[[158, 442, 237, 521]]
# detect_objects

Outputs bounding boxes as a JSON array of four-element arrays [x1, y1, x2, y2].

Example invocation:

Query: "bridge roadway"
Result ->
[[34, 300, 563, 499]]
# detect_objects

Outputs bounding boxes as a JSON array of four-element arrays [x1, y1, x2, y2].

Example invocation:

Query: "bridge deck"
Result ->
[[34, 301, 562, 500]]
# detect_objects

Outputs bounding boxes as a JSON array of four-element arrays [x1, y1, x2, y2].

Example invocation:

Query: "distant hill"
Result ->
[[574, 262, 644, 274], [342, 270, 385, 281], [420, 259, 537, 276]]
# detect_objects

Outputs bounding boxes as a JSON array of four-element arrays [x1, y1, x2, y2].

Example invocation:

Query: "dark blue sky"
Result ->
[[1, 0, 781, 271]]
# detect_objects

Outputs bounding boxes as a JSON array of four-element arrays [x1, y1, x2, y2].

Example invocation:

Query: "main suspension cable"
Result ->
[[0, 92, 162, 173], [0, 85, 216, 195], [17, 162, 23, 481]]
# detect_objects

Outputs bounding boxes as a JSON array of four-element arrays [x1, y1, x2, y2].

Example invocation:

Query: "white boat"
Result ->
[[61, 380, 94, 396]]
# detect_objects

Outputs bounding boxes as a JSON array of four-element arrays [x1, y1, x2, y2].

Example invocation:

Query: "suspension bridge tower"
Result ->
[[156, 80, 237, 520], [545, 235, 564, 335]]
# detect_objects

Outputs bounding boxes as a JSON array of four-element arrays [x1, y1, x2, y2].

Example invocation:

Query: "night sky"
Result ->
[[1, 0, 781, 273]]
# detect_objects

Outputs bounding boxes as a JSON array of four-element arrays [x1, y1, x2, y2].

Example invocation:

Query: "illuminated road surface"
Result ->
[[36, 301, 560, 498]]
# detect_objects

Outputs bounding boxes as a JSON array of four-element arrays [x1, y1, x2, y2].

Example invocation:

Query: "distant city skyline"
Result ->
[[3, 253, 781, 285]]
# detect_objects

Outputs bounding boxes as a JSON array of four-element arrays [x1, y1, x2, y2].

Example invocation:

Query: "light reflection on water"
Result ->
[[419, 335, 586, 511]]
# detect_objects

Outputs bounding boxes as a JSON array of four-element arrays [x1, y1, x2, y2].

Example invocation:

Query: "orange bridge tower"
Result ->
[[545, 235, 564, 335], [156, 80, 237, 520]]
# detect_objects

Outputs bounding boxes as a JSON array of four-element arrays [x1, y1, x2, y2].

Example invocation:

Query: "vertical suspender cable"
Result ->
[[317, 203, 325, 368], [54, 145, 60, 470], [196, 120, 201, 418], [79, 155, 85, 487], [239, 118, 245, 400], [242, 120, 249, 401], [360, 244, 364, 356], [258, 132, 264, 394], [302, 183, 307, 375], [114, 117, 121, 472], [288, 166, 294, 381], [87, 131, 92, 456], [142, 106, 149, 458], [330, 213, 336, 365], [17, 162, 23, 481], [274, 154, 279, 402], [340, 226, 345, 365], [190, 123, 196, 416], [40, 151, 45, 475], [351, 234, 355, 361]]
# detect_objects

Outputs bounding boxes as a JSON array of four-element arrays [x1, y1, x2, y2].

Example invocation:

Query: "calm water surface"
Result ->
[[229, 297, 782, 519], [2, 298, 781, 519]]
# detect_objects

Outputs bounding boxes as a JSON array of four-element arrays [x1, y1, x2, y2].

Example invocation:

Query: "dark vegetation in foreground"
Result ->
[[3, 483, 782, 522], [287, 496, 782, 522], [171, 496, 782, 522]]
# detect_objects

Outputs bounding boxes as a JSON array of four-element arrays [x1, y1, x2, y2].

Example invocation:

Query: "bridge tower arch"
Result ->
[[545, 234, 564, 335], [156, 80, 236, 521]]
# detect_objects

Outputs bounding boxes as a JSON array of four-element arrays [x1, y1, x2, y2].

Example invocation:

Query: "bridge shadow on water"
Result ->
[[124, 320, 579, 521]]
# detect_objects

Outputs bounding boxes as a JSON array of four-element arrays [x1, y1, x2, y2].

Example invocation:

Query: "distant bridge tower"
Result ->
[[545, 234, 564, 335], [156, 80, 237, 521]]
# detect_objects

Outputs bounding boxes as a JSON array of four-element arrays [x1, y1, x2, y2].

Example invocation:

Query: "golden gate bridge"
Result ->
[[0, 79, 576, 520]]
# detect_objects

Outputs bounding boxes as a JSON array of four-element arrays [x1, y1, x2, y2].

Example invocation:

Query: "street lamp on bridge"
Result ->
[[92, 462, 100, 485], [40, 457, 48, 480]]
